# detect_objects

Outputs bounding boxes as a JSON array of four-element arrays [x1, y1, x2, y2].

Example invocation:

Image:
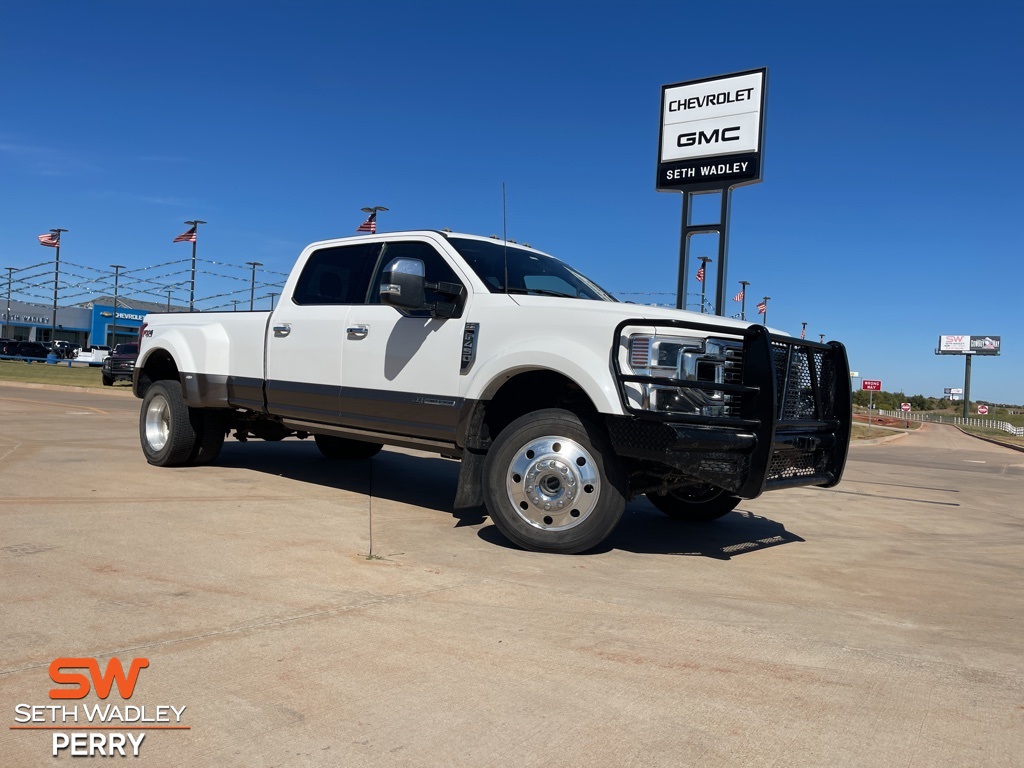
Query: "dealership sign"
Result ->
[[657, 68, 767, 191], [936, 335, 1001, 355]]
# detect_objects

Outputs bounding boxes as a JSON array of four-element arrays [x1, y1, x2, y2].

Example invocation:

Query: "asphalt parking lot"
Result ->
[[2, 382, 1022, 767]]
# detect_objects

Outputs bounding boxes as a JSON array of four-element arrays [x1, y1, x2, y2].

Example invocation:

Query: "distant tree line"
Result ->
[[851, 390, 948, 411], [851, 391, 1023, 412]]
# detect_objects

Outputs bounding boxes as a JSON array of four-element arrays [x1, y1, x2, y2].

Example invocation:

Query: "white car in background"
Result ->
[[74, 345, 112, 365]]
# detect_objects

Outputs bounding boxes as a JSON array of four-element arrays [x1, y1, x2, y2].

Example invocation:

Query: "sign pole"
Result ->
[[963, 354, 972, 420], [715, 187, 732, 315], [868, 391, 873, 436], [675, 193, 692, 310], [675, 188, 733, 314]]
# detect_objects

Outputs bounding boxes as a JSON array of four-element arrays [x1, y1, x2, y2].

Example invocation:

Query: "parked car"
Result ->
[[74, 345, 112, 365], [9, 341, 51, 359], [53, 340, 81, 359], [102, 343, 139, 385]]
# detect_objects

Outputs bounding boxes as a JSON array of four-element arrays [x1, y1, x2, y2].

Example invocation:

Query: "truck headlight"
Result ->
[[626, 334, 742, 416]]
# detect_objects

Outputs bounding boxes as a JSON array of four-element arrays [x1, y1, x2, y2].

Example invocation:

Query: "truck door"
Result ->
[[264, 242, 379, 423], [340, 239, 470, 444]]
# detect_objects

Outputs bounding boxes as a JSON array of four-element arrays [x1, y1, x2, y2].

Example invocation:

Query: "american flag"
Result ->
[[695, 264, 705, 283], [173, 225, 197, 243], [38, 232, 60, 247], [800, 328, 807, 339], [357, 212, 377, 233], [733, 289, 744, 302], [756, 300, 767, 314]]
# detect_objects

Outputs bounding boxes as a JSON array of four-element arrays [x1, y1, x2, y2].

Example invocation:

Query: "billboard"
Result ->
[[943, 387, 964, 395], [657, 68, 767, 191], [937, 335, 1001, 355]]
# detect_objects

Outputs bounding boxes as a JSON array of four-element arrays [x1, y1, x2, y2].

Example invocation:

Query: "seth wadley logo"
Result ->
[[10, 657, 189, 758]]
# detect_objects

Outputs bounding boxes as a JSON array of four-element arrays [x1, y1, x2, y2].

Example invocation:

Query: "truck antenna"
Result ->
[[502, 182, 509, 294]]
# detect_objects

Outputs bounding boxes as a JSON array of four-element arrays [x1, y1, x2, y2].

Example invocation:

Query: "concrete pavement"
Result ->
[[1, 383, 1022, 766]]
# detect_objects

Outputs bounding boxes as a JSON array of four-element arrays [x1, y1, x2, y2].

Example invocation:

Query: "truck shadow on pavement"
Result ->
[[477, 505, 805, 559], [217, 442, 464, 514], [218, 443, 804, 559]]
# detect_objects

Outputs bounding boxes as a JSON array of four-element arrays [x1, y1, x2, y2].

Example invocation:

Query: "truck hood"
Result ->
[[506, 295, 788, 337]]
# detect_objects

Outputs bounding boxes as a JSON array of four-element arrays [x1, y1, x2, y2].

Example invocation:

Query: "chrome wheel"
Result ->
[[505, 435, 600, 531], [144, 393, 170, 451]]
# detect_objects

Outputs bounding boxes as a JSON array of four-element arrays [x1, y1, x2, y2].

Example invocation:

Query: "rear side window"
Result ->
[[292, 243, 381, 305]]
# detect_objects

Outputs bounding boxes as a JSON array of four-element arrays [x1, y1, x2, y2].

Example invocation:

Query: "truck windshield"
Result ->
[[447, 237, 616, 302]]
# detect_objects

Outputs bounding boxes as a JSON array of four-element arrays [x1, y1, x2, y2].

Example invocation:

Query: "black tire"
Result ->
[[101, 374, 113, 386], [482, 408, 626, 554], [314, 434, 383, 460], [189, 409, 229, 466], [139, 381, 202, 466], [646, 485, 741, 522]]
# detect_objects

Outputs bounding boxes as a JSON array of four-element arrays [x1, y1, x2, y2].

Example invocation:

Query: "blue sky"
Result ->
[[2, 1, 1021, 403]]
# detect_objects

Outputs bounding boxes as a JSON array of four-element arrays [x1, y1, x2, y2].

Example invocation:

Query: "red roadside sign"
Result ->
[[900, 403, 911, 412], [978, 405, 989, 415], [862, 380, 882, 391]]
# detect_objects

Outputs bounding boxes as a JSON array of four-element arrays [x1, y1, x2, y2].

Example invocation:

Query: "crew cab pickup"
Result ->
[[133, 230, 851, 553]]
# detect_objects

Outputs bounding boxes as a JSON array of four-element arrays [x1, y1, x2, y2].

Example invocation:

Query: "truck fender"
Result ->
[[463, 340, 622, 416]]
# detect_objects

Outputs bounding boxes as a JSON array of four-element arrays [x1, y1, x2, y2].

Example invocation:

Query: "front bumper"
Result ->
[[103, 360, 136, 380], [608, 320, 851, 498]]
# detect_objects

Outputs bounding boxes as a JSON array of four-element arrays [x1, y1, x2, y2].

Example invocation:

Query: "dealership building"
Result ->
[[1, 297, 175, 348]]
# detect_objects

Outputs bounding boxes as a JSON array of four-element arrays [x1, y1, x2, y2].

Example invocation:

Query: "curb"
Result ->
[[951, 425, 1024, 453], [851, 431, 909, 447]]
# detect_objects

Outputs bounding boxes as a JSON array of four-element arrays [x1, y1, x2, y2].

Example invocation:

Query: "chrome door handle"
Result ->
[[347, 325, 369, 339], [273, 324, 291, 337]]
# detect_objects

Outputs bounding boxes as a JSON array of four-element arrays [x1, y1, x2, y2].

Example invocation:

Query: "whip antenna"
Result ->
[[502, 182, 509, 294]]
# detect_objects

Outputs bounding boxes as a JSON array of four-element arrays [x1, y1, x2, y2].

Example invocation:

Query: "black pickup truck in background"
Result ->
[[102, 343, 139, 386]]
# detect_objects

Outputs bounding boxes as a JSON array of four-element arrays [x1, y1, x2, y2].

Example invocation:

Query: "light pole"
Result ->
[[232, 300, 239, 312], [819, 333, 825, 343], [110, 265, 125, 347], [801, 321, 807, 340], [49, 228, 68, 351], [759, 296, 771, 326], [697, 256, 712, 314], [268, 292, 279, 310], [738, 280, 750, 321], [4, 267, 13, 338], [246, 262, 263, 310], [165, 288, 173, 312]]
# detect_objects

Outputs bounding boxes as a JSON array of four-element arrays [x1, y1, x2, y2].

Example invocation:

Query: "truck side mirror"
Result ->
[[380, 258, 426, 310]]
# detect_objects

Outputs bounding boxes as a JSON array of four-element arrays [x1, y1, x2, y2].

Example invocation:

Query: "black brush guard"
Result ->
[[607, 319, 851, 498]]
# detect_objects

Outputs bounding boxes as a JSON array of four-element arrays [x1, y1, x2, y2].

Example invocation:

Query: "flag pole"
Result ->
[[697, 256, 712, 314], [182, 219, 206, 312], [48, 228, 68, 354]]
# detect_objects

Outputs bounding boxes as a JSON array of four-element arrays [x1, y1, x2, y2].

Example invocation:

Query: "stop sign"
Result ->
[[978, 405, 989, 415], [900, 403, 911, 412]]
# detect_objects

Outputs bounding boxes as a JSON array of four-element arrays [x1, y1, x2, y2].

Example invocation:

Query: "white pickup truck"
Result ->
[[133, 230, 851, 553], [74, 345, 111, 365]]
